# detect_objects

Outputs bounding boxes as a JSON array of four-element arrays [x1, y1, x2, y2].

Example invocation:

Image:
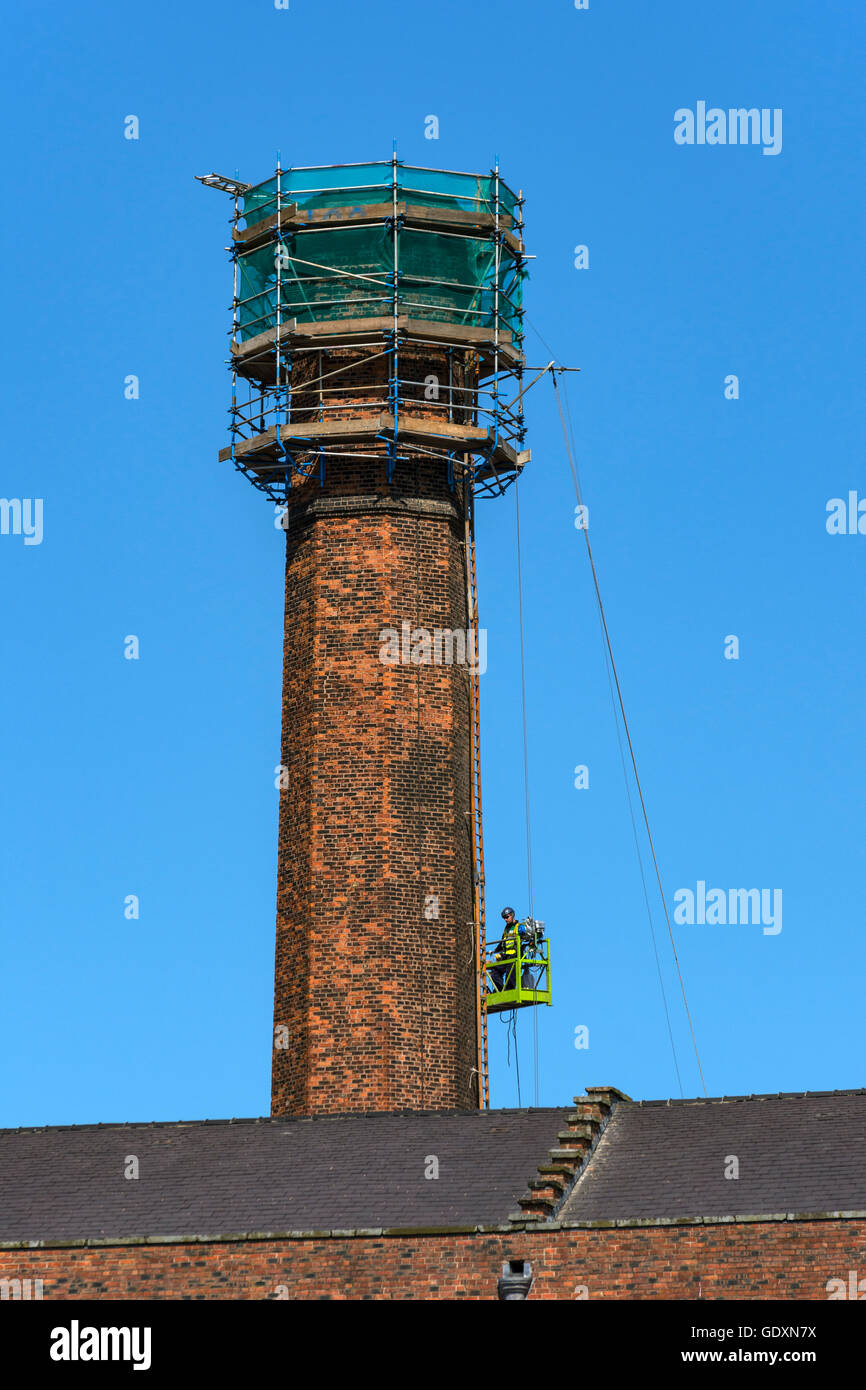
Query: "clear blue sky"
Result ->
[[2, 1, 863, 1125]]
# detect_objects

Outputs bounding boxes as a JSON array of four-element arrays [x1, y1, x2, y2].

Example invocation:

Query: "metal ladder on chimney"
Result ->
[[467, 507, 490, 1109]]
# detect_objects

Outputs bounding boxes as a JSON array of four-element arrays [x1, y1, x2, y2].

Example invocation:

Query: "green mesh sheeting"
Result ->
[[236, 224, 526, 342], [241, 163, 519, 228]]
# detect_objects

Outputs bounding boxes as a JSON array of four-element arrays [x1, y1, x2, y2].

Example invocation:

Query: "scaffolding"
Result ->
[[198, 156, 531, 503]]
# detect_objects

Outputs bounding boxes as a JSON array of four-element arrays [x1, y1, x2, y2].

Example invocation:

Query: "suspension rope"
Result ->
[[558, 387, 682, 1093], [503, 1010, 522, 1107], [552, 372, 707, 1097], [598, 603, 684, 1096], [561, 386, 683, 1089]]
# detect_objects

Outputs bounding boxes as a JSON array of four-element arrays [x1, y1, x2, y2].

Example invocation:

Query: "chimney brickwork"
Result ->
[[270, 349, 479, 1116]]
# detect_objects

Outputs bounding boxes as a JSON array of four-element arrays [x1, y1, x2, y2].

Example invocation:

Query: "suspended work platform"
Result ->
[[483, 932, 552, 1015]]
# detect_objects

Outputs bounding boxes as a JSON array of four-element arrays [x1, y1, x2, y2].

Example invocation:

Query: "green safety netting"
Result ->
[[236, 224, 525, 342], [241, 162, 520, 228]]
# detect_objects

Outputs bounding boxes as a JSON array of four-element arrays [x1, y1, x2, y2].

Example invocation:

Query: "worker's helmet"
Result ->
[[501, 906, 516, 919]]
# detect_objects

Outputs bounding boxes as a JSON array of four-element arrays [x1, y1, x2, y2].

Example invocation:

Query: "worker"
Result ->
[[489, 907, 529, 993]]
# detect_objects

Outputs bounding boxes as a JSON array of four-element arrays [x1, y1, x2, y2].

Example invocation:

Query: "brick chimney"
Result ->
[[203, 158, 528, 1117], [270, 347, 479, 1116]]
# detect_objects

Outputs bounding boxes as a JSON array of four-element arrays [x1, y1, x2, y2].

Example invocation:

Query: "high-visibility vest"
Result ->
[[499, 923, 523, 959]]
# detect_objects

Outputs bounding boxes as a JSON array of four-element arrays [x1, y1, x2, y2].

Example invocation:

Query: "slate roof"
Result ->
[[0, 1108, 570, 1244], [4, 1090, 864, 1246], [558, 1090, 866, 1223]]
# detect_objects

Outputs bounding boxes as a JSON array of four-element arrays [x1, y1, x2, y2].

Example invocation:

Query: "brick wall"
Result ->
[[3, 1219, 863, 1300], [290, 344, 475, 424], [271, 346, 479, 1116]]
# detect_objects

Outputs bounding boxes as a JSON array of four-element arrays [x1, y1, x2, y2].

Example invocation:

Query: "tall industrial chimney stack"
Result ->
[[202, 156, 529, 1114]]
